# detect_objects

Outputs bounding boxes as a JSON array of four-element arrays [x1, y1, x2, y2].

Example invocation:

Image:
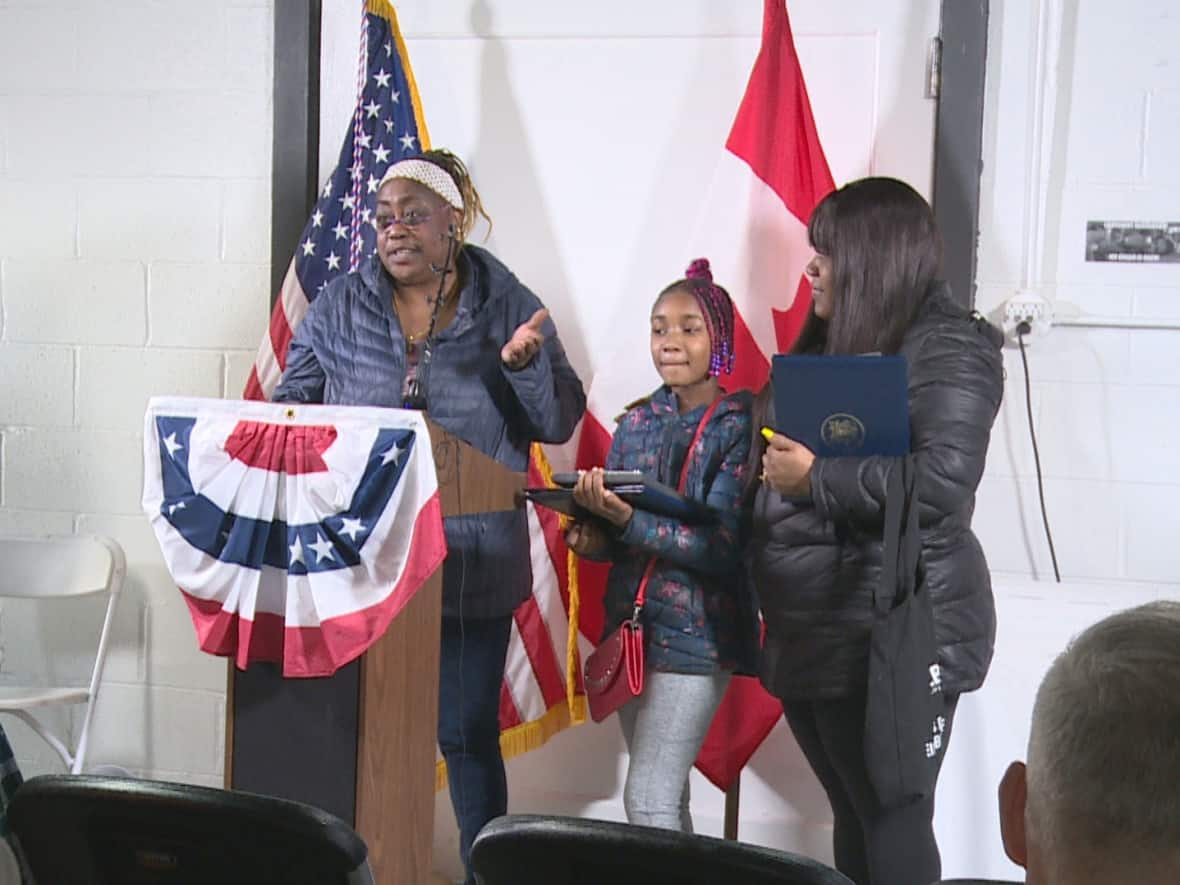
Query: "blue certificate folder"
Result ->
[[771, 354, 910, 457], [524, 471, 717, 524]]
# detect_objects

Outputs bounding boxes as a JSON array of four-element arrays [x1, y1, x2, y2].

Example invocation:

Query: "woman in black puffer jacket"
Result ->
[[751, 177, 1004, 885]]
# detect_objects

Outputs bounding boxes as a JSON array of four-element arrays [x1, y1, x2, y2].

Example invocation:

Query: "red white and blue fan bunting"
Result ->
[[142, 397, 446, 677]]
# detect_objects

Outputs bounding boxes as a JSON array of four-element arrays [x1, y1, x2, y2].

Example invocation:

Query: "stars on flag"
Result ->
[[163, 432, 184, 458], [309, 534, 336, 563], [381, 442, 405, 466], [290, 11, 424, 294], [339, 516, 366, 541]]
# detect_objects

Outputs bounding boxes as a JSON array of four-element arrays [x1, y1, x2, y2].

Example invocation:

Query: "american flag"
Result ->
[[244, 0, 428, 401], [243, 0, 585, 783]]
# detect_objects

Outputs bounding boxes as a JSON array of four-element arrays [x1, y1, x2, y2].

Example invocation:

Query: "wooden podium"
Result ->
[[227, 417, 525, 884]]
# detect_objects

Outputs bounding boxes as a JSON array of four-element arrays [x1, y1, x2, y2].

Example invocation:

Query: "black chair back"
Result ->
[[8, 774, 373, 884], [470, 814, 854, 885]]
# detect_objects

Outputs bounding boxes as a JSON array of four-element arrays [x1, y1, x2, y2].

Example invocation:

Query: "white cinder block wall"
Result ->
[[0, 0, 273, 783], [972, 0, 1180, 587]]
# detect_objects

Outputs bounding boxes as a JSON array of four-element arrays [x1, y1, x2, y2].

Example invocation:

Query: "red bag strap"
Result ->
[[632, 396, 722, 616]]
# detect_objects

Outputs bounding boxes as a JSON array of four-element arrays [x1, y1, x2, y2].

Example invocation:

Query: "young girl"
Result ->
[[567, 258, 756, 832]]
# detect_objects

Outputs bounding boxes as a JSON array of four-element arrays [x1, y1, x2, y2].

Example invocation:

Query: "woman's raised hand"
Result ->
[[501, 308, 548, 370]]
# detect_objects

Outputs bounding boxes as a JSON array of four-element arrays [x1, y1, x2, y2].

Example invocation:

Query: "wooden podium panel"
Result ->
[[229, 415, 524, 885]]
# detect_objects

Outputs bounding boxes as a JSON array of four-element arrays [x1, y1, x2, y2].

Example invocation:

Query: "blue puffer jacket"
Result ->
[[597, 387, 758, 675], [273, 245, 586, 618]]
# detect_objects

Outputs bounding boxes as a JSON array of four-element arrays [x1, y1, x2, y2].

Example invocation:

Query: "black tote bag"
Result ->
[[863, 456, 947, 809]]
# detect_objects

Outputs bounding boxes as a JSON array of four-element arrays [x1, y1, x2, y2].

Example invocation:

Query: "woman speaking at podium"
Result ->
[[273, 149, 586, 884], [750, 177, 1003, 885]]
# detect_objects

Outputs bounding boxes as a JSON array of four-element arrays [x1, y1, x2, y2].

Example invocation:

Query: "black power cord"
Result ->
[[1016, 320, 1061, 582]]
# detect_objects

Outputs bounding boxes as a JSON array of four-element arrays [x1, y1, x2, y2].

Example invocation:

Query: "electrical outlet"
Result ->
[[1002, 291, 1052, 341]]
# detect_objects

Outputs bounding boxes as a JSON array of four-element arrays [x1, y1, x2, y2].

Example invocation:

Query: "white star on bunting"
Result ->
[[339, 517, 366, 542], [310, 534, 336, 563], [381, 443, 404, 466], [289, 536, 306, 565]]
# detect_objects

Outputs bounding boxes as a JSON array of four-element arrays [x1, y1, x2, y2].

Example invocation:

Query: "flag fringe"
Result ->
[[367, 0, 432, 150], [434, 695, 589, 792], [527, 442, 586, 725]]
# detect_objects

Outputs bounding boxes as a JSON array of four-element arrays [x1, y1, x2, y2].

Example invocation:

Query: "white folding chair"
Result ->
[[0, 535, 125, 774]]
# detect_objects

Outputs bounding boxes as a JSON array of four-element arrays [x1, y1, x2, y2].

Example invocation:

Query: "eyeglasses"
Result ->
[[373, 209, 434, 233]]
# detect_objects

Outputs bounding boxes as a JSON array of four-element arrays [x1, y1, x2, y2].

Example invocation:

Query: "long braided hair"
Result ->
[[657, 257, 736, 377]]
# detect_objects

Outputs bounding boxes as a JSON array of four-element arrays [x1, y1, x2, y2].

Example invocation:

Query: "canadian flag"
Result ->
[[574, 0, 836, 790]]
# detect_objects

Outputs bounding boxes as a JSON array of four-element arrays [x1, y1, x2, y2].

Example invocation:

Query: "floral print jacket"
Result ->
[[595, 386, 758, 674]]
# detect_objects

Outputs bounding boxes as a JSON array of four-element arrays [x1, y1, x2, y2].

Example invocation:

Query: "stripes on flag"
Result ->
[[243, 0, 586, 787]]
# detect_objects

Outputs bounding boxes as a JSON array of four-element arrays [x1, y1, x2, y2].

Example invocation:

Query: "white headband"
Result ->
[[378, 158, 464, 211]]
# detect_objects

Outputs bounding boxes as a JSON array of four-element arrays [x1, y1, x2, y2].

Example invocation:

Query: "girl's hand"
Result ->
[[761, 431, 815, 497], [565, 520, 608, 557], [501, 308, 548, 370], [572, 467, 634, 528]]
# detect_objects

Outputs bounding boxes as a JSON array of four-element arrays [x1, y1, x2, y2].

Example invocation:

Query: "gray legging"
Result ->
[[617, 669, 731, 831]]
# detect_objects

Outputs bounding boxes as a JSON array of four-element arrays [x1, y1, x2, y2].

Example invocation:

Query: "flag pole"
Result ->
[[723, 773, 741, 840]]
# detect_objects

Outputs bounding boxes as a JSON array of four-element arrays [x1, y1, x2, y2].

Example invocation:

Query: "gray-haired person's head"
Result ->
[[1025, 600, 1180, 880]]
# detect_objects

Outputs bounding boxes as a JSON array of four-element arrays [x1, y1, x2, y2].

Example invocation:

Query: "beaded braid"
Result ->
[[659, 257, 736, 377]]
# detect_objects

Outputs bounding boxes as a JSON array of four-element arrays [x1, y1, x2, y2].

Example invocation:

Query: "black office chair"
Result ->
[[470, 814, 854, 885], [8, 774, 373, 884]]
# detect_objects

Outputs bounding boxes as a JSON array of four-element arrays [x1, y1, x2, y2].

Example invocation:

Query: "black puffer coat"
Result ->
[[751, 284, 1004, 700]]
